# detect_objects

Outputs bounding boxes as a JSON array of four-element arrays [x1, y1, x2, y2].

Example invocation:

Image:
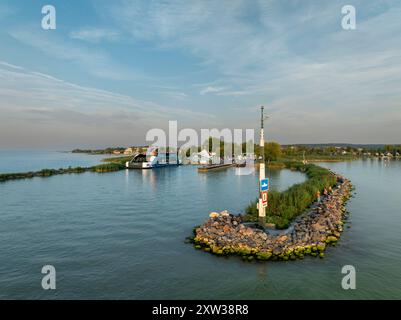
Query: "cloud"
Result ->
[[103, 1, 401, 91], [8, 26, 133, 81], [2, 0, 401, 145], [69, 28, 121, 43], [0, 62, 214, 147], [199, 85, 250, 96], [200, 86, 226, 95], [159, 91, 188, 100], [0, 61, 24, 70]]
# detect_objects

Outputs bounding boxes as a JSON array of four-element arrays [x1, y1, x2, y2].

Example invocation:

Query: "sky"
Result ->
[[0, 0, 400, 148]]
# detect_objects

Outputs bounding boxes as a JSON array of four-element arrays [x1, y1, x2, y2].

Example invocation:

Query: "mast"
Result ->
[[258, 106, 266, 227]]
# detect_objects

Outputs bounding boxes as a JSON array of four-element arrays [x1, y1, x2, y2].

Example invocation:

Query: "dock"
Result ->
[[197, 163, 234, 172]]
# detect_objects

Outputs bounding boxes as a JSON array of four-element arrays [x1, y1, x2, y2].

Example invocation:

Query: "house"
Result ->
[[190, 149, 212, 164], [124, 147, 134, 155], [113, 150, 121, 155]]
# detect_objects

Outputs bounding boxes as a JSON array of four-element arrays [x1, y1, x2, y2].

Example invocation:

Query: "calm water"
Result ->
[[0, 149, 114, 173], [1, 153, 401, 299]]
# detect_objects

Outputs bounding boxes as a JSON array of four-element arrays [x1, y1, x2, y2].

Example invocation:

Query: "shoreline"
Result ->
[[0, 163, 125, 183], [191, 175, 352, 261]]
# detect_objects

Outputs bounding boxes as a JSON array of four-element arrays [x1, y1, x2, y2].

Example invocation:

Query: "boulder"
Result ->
[[209, 212, 220, 218]]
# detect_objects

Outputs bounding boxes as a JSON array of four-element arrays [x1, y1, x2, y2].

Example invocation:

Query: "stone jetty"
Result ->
[[192, 176, 352, 261]]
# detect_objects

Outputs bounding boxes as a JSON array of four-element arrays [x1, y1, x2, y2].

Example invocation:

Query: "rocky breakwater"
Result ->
[[192, 176, 352, 261]]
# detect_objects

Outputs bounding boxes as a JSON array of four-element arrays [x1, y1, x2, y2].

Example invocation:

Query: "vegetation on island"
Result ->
[[243, 161, 338, 229], [101, 156, 132, 165], [72, 146, 148, 155], [71, 147, 126, 154], [0, 162, 126, 183], [90, 163, 125, 173]]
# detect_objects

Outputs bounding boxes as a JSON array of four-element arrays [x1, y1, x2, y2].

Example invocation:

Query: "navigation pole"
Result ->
[[258, 106, 267, 227]]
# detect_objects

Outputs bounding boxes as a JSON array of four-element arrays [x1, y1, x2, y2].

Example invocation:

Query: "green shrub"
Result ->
[[90, 163, 125, 173]]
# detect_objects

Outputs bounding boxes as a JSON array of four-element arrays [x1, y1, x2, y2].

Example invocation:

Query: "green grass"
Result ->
[[244, 161, 338, 229], [0, 163, 126, 182], [101, 156, 132, 165], [278, 154, 357, 162], [90, 163, 125, 173]]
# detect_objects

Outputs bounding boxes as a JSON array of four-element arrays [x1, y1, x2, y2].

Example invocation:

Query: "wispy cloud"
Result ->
[[200, 86, 226, 95], [0, 61, 24, 70], [159, 91, 188, 100], [8, 26, 133, 81], [0, 62, 213, 147], [2, 0, 401, 145], [69, 28, 121, 43]]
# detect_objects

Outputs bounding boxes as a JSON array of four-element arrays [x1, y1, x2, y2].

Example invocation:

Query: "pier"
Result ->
[[197, 163, 234, 172]]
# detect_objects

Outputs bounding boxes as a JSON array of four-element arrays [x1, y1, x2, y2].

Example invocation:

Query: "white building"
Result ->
[[124, 147, 134, 155], [190, 149, 212, 164]]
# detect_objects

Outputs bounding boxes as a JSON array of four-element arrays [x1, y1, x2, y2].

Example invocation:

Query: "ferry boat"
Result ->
[[125, 148, 181, 169]]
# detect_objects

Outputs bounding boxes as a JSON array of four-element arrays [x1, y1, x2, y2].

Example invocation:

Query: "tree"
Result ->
[[385, 145, 394, 152], [264, 142, 282, 162]]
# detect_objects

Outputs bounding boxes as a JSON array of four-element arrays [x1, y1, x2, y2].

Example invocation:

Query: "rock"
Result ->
[[209, 212, 220, 218], [242, 228, 254, 236], [312, 223, 326, 232], [256, 251, 272, 260], [260, 233, 268, 241], [278, 235, 288, 242], [326, 236, 338, 243]]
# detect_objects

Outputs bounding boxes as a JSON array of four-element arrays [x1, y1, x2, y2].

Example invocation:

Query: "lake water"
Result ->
[[0, 149, 113, 173], [0, 152, 400, 299]]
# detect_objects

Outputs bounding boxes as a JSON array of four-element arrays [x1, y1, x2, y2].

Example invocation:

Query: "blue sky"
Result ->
[[0, 0, 400, 148]]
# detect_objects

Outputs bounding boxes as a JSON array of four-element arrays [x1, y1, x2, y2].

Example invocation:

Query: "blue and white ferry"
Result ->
[[125, 148, 181, 169]]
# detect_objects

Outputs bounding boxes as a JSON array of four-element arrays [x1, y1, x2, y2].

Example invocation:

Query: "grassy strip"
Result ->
[[101, 156, 132, 165], [90, 163, 125, 173], [244, 161, 338, 229], [278, 155, 357, 162], [0, 163, 125, 183]]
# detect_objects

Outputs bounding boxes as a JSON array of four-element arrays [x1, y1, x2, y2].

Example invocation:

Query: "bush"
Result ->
[[90, 163, 125, 173]]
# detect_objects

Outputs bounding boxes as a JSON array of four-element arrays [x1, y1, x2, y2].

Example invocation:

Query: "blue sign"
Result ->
[[260, 178, 269, 191]]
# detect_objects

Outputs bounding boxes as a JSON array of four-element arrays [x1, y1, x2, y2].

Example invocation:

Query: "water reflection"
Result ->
[[257, 263, 268, 281]]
